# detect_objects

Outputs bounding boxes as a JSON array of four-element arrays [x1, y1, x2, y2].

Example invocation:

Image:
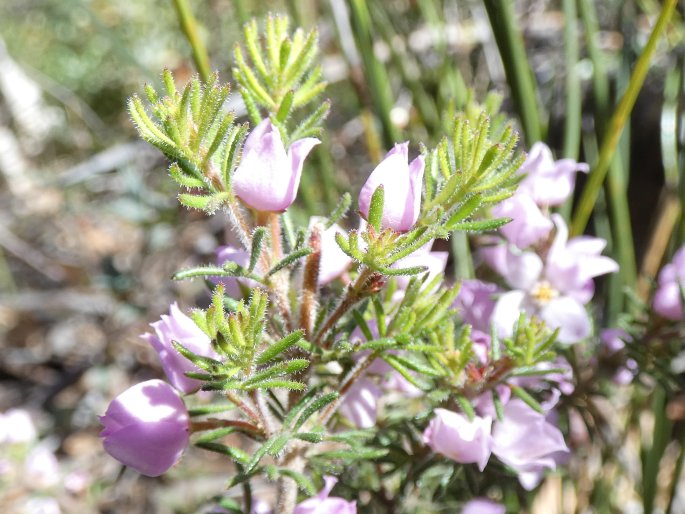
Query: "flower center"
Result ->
[[530, 280, 558, 306]]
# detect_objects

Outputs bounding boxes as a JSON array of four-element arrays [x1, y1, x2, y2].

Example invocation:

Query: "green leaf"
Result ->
[[510, 385, 544, 413], [256, 330, 305, 365], [276, 468, 317, 495], [172, 340, 223, 371], [265, 248, 313, 278], [326, 192, 352, 229], [249, 227, 267, 273], [243, 359, 310, 387], [196, 442, 250, 465], [449, 217, 511, 233], [293, 392, 339, 431], [367, 185, 385, 232]]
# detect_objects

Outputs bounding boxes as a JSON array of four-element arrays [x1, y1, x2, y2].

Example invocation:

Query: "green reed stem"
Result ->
[[348, 0, 401, 147], [571, 0, 678, 236], [482, 0, 543, 145], [562, 0, 581, 160], [172, 0, 212, 82]]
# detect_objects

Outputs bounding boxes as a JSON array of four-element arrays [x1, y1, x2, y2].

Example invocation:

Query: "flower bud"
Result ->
[[232, 119, 320, 212], [358, 142, 424, 232], [100, 379, 189, 477]]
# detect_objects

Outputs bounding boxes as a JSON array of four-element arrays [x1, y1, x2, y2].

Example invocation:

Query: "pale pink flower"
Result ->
[[423, 409, 493, 471], [213, 245, 261, 298], [358, 142, 424, 232], [232, 119, 320, 212], [517, 142, 589, 206], [309, 217, 353, 286], [141, 303, 219, 394], [338, 377, 383, 429], [492, 193, 554, 248], [462, 498, 505, 514], [393, 243, 448, 290], [294, 476, 356, 514], [653, 245, 685, 320], [454, 279, 500, 333], [492, 399, 568, 490], [491, 215, 618, 344], [100, 379, 189, 477]]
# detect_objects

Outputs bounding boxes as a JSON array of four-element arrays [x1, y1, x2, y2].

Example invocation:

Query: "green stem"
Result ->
[[482, 0, 543, 145], [347, 0, 401, 147], [171, 0, 212, 82], [571, 0, 678, 236], [561, 0, 581, 160]]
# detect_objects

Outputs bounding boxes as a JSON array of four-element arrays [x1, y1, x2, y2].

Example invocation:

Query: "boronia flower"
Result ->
[[491, 399, 568, 490], [490, 215, 618, 343], [491, 192, 554, 249], [358, 142, 424, 232], [653, 244, 685, 320], [517, 142, 589, 206], [423, 409, 493, 471], [294, 476, 356, 514], [141, 303, 219, 394], [232, 119, 320, 212], [100, 379, 189, 477]]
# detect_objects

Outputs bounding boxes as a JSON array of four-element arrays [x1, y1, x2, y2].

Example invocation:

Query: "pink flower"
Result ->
[[338, 377, 383, 428], [232, 119, 320, 212], [423, 409, 493, 471], [492, 193, 554, 248], [100, 379, 189, 477], [517, 142, 589, 206], [309, 217, 353, 286], [141, 303, 219, 394], [213, 245, 261, 298], [358, 142, 424, 232], [454, 279, 500, 333], [492, 399, 568, 490], [491, 215, 618, 344], [393, 243, 448, 290], [294, 476, 356, 514], [462, 498, 505, 514], [653, 245, 685, 320], [601, 328, 632, 353]]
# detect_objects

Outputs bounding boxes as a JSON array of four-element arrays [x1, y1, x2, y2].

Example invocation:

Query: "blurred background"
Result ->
[[0, 0, 682, 512]]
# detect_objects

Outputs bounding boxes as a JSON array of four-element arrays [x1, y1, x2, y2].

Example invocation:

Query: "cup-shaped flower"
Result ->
[[100, 379, 189, 477], [232, 119, 320, 212], [517, 142, 589, 206], [358, 142, 424, 232], [141, 303, 219, 394], [294, 476, 356, 514], [491, 399, 568, 490], [423, 409, 492, 471], [653, 245, 685, 320]]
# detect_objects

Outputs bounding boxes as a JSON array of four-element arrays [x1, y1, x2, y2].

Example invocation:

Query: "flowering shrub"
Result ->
[[95, 13, 685, 514]]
